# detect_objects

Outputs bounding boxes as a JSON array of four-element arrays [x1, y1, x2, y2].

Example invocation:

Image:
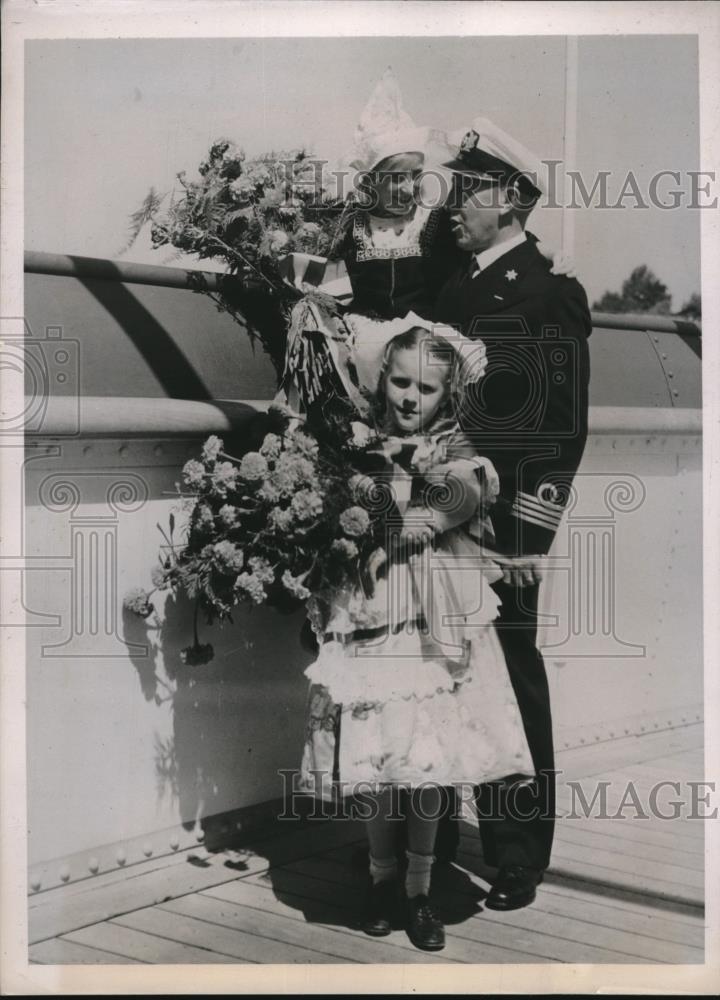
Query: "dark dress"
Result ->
[[332, 204, 465, 320]]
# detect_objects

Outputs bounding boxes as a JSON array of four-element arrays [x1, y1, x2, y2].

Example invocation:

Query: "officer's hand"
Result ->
[[493, 554, 544, 587], [536, 241, 577, 278]]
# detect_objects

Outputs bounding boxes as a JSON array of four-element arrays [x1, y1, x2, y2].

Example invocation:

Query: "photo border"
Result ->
[[1, 0, 718, 994]]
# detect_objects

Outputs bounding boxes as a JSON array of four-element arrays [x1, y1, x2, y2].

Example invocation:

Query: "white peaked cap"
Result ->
[[346, 311, 488, 395], [448, 115, 548, 196], [347, 68, 452, 172]]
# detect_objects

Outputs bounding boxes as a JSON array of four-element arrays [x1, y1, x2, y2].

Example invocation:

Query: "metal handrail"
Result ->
[[25, 396, 702, 439], [24, 251, 702, 338], [590, 312, 701, 336], [24, 250, 233, 293]]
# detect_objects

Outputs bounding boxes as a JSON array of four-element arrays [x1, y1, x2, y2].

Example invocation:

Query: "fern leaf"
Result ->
[[118, 186, 167, 256]]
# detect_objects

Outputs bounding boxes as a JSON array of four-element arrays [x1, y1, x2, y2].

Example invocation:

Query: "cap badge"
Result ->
[[459, 129, 480, 156], [505, 269, 518, 282]]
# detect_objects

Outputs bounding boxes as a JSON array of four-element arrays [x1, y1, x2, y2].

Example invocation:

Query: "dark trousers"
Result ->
[[435, 580, 556, 871]]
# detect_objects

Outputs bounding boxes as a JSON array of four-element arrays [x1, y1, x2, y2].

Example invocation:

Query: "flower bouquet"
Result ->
[[125, 400, 397, 665], [133, 139, 347, 377]]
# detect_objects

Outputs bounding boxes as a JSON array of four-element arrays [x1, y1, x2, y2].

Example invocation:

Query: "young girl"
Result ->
[[299, 313, 534, 951]]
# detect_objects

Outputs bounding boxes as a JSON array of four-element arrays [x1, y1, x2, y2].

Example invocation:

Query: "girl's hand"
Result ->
[[359, 546, 387, 598], [399, 507, 436, 549], [238, 263, 267, 291], [536, 241, 577, 278]]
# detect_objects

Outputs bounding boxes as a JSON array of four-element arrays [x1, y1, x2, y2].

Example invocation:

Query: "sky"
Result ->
[[25, 34, 700, 309]]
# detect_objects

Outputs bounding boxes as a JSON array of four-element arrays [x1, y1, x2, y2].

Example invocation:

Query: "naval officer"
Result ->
[[433, 120, 592, 910]]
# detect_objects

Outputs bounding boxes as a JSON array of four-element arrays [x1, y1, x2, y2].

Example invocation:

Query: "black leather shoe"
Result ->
[[484, 866, 544, 911], [361, 879, 397, 936], [406, 894, 446, 951]]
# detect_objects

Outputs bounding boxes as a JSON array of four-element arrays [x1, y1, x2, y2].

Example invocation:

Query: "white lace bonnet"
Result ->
[[346, 68, 452, 174], [345, 311, 487, 398]]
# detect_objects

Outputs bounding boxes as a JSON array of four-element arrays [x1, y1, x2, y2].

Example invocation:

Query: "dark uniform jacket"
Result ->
[[333, 206, 465, 319], [435, 236, 592, 557]]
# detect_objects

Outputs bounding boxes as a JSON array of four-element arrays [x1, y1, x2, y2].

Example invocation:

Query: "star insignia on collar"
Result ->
[[505, 269, 518, 282]]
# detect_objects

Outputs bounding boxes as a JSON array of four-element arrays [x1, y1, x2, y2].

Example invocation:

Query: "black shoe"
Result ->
[[484, 866, 544, 911], [406, 894, 446, 951], [360, 879, 398, 937]]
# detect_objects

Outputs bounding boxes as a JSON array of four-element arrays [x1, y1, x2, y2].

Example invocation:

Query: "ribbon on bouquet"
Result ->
[[280, 296, 370, 414], [277, 252, 329, 290]]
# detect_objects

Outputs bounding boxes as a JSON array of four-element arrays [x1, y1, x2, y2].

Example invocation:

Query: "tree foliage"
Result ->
[[593, 265, 672, 315], [678, 292, 701, 320]]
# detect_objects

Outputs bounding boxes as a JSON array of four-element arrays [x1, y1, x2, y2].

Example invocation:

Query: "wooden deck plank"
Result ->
[[29, 937, 142, 965], [262, 856, 704, 963], [67, 921, 235, 964], [536, 877, 704, 924], [28, 727, 706, 966], [618, 761, 705, 783], [554, 809, 705, 848], [536, 824, 703, 872], [630, 751, 704, 770], [553, 814, 704, 854], [445, 893, 702, 964], [227, 875, 541, 966], [325, 839, 705, 928], [443, 911, 661, 965], [269, 856, 555, 962], [458, 811, 704, 859], [554, 809, 704, 849], [631, 763, 705, 781], [559, 753, 704, 784], [516, 883, 704, 951], [433, 898, 653, 964], [555, 726, 703, 781], [272, 854, 670, 964], [161, 890, 458, 965], [649, 747, 705, 763], [202, 877, 461, 964], [586, 762, 706, 791], [457, 846, 703, 909], [555, 784, 705, 839], [457, 830, 703, 892], [114, 906, 329, 964], [29, 819, 366, 944], [212, 869, 559, 965], [594, 769, 705, 796], [321, 843, 703, 958]]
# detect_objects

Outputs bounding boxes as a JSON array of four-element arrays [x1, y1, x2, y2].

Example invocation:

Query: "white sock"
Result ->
[[405, 850, 434, 898], [369, 854, 398, 885]]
